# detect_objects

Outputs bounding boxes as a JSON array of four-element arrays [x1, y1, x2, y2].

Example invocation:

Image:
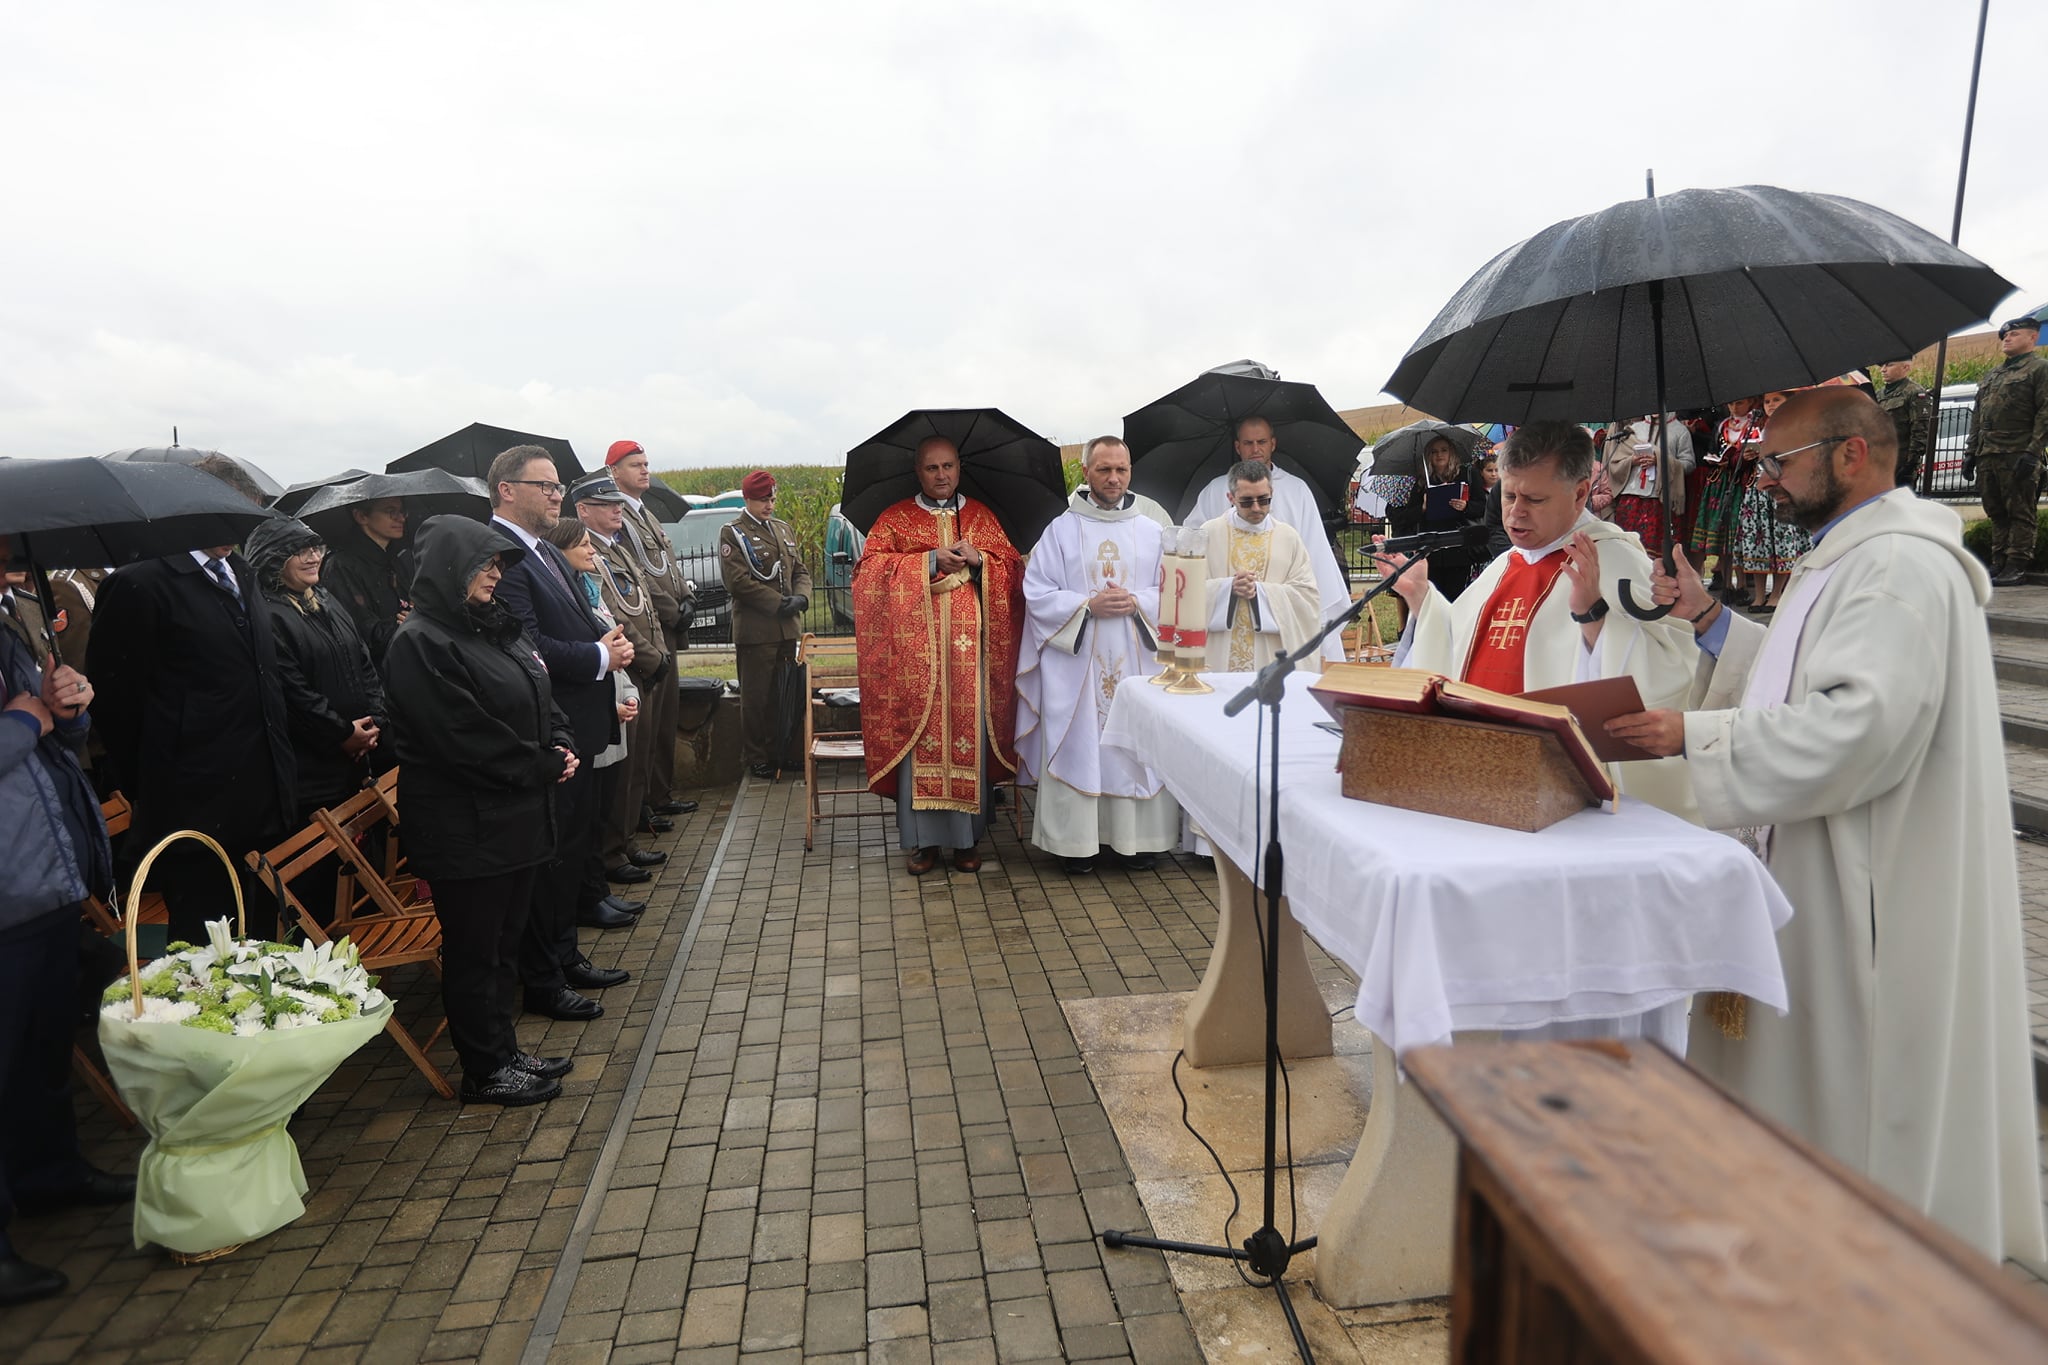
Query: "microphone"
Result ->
[[1368, 523, 1492, 556]]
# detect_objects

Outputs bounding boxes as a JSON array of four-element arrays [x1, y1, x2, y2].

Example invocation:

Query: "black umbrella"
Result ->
[[840, 408, 1068, 549], [0, 458, 278, 658], [1366, 421, 1482, 481], [637, 479, 692, 520], [388, 422, 584, 485], [272, 468, 371, 515], [1385, 180, 2015, 617], [296, 468, 490, 543], [105, 445, 285, 501], [1123, 360, 1365, 522]]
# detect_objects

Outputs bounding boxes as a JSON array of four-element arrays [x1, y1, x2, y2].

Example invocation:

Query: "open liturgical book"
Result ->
[[1309, 666, 1631, 825]]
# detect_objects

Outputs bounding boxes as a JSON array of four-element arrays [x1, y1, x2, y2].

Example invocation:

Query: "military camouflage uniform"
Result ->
[[1966, 352, 2048, 573], [1878, 376, 1933, 487], [718, 513, 813, 770]]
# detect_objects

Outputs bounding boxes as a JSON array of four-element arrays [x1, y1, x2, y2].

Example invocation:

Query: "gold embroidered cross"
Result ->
[[1485, 596, 1533, 650], [953, 632, 975, 655]]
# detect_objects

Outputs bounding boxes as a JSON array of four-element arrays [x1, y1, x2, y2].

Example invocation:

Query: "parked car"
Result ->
[[663, 506, 738, 643], [824, 503, 864, 630], [1927, 382, 1978, 500]]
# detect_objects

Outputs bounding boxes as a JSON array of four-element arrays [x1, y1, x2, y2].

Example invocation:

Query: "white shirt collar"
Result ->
[[1508, 510, 1598, 564], [491, 515, 543, 552], [915, 492, 961, 512], [190, 549, 233, 572], [1226, 509, 1272, 534], [621, 493, 644, 515]]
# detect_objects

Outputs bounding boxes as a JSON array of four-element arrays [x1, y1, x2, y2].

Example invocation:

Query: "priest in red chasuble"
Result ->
[[1374, 420, 1699, 820], [852, 437, 1025, 876]]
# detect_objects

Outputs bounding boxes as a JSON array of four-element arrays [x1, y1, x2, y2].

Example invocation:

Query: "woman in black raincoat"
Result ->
[[383, 515, 579, 1107]]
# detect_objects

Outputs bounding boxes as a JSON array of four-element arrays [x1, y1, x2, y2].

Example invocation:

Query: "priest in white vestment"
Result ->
[[1016, 437, 1180, 873], [1187, 416, 1350, 662], [1609, 388, 2047, 1265], [1199, 461, 1323, 675], [1380, 420, 1699, 823]]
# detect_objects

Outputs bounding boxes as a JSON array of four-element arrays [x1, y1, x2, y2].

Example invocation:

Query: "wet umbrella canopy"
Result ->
[[0, 458, 278, 568], [840, 408, 1067, 550], [295, 468, 490, 542], [271, 469, 371, 515], [1385, 184, 2014, 424], [1123, 361, 1363, 523], [105, 445, 285, 501], [388, 422, 584, 485]]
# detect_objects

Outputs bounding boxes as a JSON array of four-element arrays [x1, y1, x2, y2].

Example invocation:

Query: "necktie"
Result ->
[[207, 557, 243, 605]]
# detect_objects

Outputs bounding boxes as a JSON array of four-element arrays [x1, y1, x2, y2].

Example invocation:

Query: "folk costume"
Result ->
[[1600, 417, 1695, 558], [1198, 511, 1322, 675], [1681, 490, 2045, 1264], [1189, 464, 1348, 662], [1690, 412, 1755, 572], [1015, 491, 1179, 860], [851, 493, 1025, 854], [1396, 511, 1699, 823]]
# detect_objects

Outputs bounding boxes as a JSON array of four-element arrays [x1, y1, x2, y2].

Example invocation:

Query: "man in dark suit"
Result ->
[[87, 457, 295, 940], [486, 446, 636, 1021]]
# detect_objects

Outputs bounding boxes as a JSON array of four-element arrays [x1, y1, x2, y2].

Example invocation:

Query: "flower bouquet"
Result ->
[[97, 832, 393, 1261]]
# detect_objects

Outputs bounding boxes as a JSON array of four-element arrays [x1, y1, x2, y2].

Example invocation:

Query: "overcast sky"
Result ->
[[4, 0, 2043, 484]]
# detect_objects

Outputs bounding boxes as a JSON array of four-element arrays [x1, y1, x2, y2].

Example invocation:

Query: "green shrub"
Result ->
[[1962, 511, 2048, 565]]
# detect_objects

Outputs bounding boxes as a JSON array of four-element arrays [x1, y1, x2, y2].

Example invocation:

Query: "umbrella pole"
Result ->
[[1921, 0, 1991, 494], [17, 534, 66, 665], [1619, 277, 1678, 621]]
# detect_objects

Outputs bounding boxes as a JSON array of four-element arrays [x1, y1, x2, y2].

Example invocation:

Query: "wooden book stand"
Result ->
[[1337, 708, 1602, 833]]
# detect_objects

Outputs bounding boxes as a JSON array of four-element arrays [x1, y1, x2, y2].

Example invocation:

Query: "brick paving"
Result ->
[[4, 774, 1231, 1364]]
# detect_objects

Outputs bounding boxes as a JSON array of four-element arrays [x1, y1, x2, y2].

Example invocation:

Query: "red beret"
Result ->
[[606, 440, 644, 466], [742, 470, 776, 500]]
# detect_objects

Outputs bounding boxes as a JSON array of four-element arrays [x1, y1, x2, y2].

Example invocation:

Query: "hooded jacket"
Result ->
[[245, 518, 389, 809], [383, 516, 574, 881]]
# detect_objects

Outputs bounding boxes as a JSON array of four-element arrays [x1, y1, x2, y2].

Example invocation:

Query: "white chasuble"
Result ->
[[1190, 464, 1350, 662], [1198, 513, 1322, 675], [1682, 490, 2045, 1264], [1400, 511, 1699, 821]]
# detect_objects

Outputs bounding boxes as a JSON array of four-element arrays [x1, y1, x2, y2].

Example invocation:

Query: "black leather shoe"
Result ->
[[749, 763, 778, 779], [16, 1165, 137, 1215], [578, 901, 636, 929], [600, 894, 645, 916], [650, 799, 697, 815], [461, 1065, 561, 1106], [523, 987, 603, 1021], [606, 863, 652, 884], [1122, 852, 1158, 872], [564, 957, 630, 990], [0, 1255, 67, 1305], [510, 1051, 574, 1080], [1063, 856, 1096, 875], [638, 815, 676, 834], [1993, 568, 2029, 588], [628, 849, 667, 867]]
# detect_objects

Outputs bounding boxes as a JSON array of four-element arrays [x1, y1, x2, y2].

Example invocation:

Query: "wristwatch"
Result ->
[[1568, 598, 1610, 624]]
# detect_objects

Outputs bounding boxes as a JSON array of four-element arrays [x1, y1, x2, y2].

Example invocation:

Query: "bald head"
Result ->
[[1758, 388, 1898, 531]]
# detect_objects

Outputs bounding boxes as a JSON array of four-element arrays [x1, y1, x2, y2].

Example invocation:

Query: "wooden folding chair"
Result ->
[[1346, 595, 1396, 665], [248, 787, 455, 1099], [800, 634, 886, 851]]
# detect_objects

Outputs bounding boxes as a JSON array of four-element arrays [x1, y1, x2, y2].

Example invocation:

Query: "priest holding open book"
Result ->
[[1373, 421, 1699, 820]]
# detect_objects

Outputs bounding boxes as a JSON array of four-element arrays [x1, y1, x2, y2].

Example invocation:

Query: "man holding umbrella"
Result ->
[[1186, 417, 1350, 662], [852, 437, 1026, 875]]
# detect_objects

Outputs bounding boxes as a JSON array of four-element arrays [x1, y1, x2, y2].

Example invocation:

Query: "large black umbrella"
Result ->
[[840, 408, 1068, 550], [1385, 181, 2015, 616], [272, 468, 371, 515], [1124, 360, 1364, 523], [105, 445, 285, 501], [296, 468, 490, 543], [388, 422, 584, 485], [0, 458, 278, 657], [1366, 420, 1482, 481]]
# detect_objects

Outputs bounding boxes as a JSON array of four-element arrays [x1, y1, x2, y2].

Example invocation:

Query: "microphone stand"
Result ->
[[1100, 543, 1447, 1363]]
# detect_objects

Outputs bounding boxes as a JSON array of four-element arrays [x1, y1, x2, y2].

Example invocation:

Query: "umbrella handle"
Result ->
[[1617, 577, 1674, 621]]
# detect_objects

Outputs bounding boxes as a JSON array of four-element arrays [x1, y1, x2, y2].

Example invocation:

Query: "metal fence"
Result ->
[[672, 549, 853, 648]]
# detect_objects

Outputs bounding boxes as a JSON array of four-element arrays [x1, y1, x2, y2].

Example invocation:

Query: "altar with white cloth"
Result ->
[[1098, 669, 1793, 1305]]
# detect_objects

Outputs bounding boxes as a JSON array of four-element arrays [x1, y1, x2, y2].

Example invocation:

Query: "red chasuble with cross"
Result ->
[[1459, 549, 1568, 695]]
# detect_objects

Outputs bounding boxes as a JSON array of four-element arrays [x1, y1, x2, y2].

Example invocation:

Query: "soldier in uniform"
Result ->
[[1876, 358, 1933, 489], [718, 470, 812, 780], [1964, 317, 2048, 587], [605, 441, 699, 822]]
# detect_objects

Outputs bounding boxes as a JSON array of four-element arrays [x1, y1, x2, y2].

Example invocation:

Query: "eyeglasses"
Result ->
[[1758, 436, 1846, 479], [1234, 494, 1273, 508], [289, 546, 327, 560], [506, 479, 566, 496]]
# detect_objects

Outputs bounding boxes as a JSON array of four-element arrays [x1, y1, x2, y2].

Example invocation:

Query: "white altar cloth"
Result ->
[[1100, 670, 1792, 1055]]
